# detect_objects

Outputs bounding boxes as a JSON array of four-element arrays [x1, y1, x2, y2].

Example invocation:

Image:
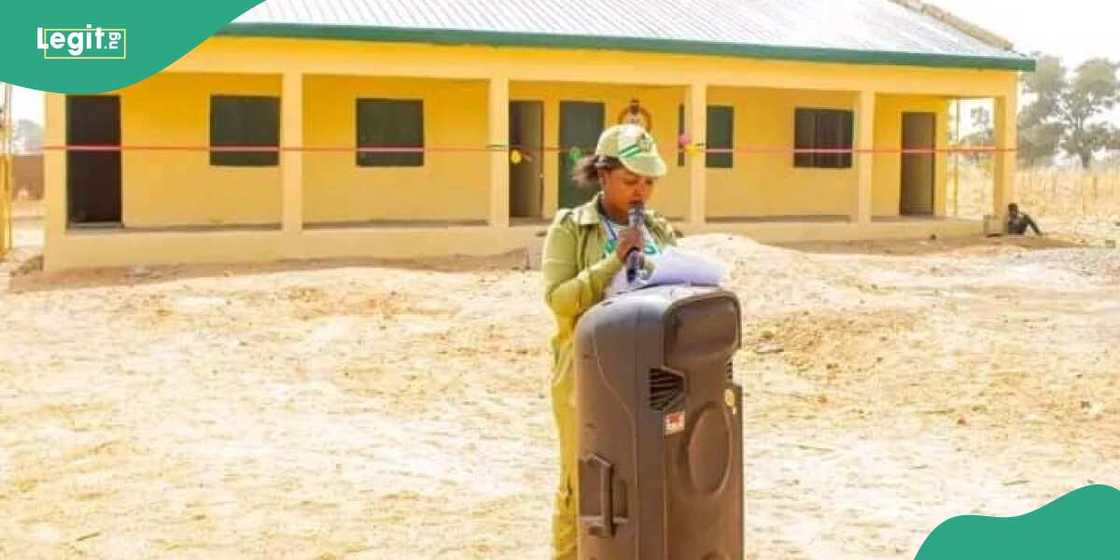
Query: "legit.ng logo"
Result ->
[[36, 24, 127, 60]]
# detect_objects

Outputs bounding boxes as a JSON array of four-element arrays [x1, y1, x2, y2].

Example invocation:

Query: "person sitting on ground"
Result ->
[[1007, 203, 1043, 236]]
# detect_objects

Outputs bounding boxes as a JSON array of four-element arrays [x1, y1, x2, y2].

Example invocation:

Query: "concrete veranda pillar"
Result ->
[[43, 93, 66, 271], [488, 76, 510, 228], [854, 90, 875, 224], [281, 72, 304, 240], [687, 82, 707, 228], [993, 91, 1018, 220]]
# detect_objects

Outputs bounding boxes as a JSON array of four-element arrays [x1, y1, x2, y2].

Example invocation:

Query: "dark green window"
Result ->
[[356, 99, 424, 167], [209, 96, 279, 167], [794, 108, 854, 169], [706, 105, 734, 169]]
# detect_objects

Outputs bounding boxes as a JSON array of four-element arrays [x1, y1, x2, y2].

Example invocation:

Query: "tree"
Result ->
[[959, 106, 993, 164], [14, 119, 43, 154], [1019, 54, 1119, 169], [1018, 55, 1065, 166], [1061, 58, 1119, 168]]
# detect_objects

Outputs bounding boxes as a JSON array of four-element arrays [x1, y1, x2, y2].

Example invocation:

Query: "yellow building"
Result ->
[[42, 0, 1034, 271]]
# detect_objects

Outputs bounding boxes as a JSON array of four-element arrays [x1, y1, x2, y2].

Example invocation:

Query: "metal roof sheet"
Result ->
[[222, 0, 1034, 71]]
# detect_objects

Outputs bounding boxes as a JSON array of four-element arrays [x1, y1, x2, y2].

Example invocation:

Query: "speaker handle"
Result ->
[[581, 454, 615, 538]]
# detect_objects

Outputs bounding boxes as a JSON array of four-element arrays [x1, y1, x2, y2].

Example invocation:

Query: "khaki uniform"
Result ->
[[541, 193, 678, 559]]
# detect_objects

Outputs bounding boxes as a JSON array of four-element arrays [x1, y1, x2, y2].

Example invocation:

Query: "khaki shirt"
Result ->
[[542, 193, 679, 385]]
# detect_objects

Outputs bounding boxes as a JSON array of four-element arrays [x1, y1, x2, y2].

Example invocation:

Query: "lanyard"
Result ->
[[597, 200, 633, 243], [598, 200, 619, 242], [602, 217, 622, 243]]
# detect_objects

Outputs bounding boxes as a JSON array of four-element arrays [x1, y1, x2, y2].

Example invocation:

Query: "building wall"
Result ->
[[172, 37, 1020, 99], [508, 82, 690, 219], [83, 76, 952, 225], [114, 72, 282, 227], [698, 89, 951, 219], [107, 73, 499, 225], [94, 39, 1008, 226], [873, 95, 950, 217], [43, 36, 1020, 270], [303, 75, 490, 223], [705, 87, 860, 218]]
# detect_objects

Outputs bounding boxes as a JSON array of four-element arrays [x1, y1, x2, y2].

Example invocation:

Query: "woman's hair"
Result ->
[[571, 154, 623, 188]]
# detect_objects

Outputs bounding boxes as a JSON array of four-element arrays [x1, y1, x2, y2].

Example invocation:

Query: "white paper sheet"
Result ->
[[644, 247, 728, 287], [605, 247, 729, 297]]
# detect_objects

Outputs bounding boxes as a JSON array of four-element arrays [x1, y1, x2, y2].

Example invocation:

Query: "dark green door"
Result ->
[[66, 95, 122, 225], [901, 112, 936, 216], [559, 101, 604, 209]]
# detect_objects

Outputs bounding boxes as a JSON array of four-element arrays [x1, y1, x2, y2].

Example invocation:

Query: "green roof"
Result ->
[[221, 0, 1035, 72]]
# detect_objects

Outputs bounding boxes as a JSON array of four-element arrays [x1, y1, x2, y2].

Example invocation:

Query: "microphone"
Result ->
[[626, 201, 645, 284]]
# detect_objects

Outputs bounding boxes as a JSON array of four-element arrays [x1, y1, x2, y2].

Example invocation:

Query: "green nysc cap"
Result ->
[[595, 124, 668, 178]]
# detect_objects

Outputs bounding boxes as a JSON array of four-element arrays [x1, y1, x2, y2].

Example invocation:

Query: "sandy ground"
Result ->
[[2, 209, 1120, 559]]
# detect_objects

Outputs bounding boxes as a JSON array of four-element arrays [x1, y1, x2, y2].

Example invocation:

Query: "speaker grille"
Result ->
[[649, 369, 685, 411]]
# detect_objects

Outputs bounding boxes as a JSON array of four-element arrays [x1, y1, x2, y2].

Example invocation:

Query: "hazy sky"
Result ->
[[8, 0, 1120, 125], [929, 0, 1118, 65]]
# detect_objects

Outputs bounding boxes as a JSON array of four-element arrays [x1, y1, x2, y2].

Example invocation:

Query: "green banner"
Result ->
[[1, 1, 266, 93], [917, 485, 1120, 559]]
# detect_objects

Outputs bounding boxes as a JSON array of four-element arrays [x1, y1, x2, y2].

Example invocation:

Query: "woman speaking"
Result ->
[[541, 124, 678, 559]]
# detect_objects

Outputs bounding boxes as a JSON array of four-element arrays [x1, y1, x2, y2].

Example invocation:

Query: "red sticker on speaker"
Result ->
[[664, 411, 686, 436]]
